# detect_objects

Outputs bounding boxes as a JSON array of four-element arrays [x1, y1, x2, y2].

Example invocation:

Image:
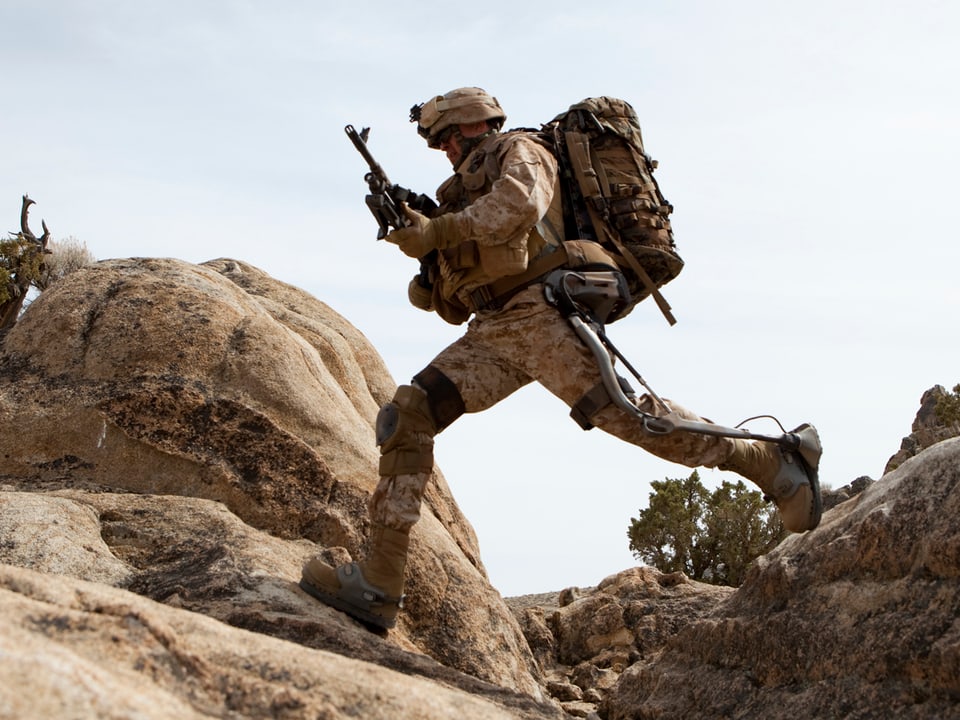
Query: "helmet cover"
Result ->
[[410, 87, 506, 147]]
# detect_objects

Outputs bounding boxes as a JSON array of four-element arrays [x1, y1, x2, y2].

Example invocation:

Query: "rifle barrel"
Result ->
[[345, 124, 389, 184]]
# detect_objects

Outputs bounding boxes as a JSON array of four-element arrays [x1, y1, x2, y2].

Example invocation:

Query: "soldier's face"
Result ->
[[438, 129, 463, 166], [438, 122, 489, 167]]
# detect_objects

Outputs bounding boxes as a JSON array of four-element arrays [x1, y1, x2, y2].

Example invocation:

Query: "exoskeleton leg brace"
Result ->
[[544, 269, 804, 452]]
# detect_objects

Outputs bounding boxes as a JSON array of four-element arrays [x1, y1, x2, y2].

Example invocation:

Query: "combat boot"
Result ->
[[299, 523, 409, 630], [720, 423, 823, 533]]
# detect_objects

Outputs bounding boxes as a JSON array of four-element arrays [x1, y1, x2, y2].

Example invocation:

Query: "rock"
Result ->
[[514, 606, 556, 673], [559, 700, 600, 718], [885, 385, 960, 473], [501, 566, 733, 715], [558, 586, 580, 607], [0, 257, 545, 708], [0, 258, 386, 546], [4, 255, 960, 719], [0, 563, 555, 720], [601, 438, 960, 719], [821, 474, 874, 513], [570, 662, 618, 695], [550, 567, 730, 668], [582, 688, 604, 704], [546, 679, 582, 702], [0, 491, 133, 587], [554, 594, 635, 667]]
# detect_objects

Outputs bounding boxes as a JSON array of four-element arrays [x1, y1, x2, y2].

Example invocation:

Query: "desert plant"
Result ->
[[1, 196, 49, 330], [38, 235, 95, 289], [1, 196, 95, 333], [627, 470, 783, 586], [935, 384, 960, 426]]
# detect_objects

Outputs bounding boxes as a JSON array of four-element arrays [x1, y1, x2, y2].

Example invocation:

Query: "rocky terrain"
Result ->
[[885, 384, 960, 474], [1, 257, 958, 719]]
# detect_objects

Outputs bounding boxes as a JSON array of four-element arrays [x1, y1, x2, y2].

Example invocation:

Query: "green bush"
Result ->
[[935, 384, 960, 426], [627, 470, 783, 587], [0, 235, 45, 305]]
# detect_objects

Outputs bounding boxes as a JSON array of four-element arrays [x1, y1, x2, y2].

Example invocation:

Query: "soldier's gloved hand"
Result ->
[[386, 206, 459, 259]]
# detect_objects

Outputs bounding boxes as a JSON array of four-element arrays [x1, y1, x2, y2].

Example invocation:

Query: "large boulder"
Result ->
[[3, 256, 958, 719], [0, 257, 545, 704], [0, 562, 552, 720], [600, 438, 960, 719]]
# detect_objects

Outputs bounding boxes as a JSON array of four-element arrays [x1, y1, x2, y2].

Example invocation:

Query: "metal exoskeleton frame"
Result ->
[[544, 269, 803, 452]]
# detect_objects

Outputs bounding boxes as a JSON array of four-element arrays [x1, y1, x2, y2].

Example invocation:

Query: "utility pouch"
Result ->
[[442, 240, 479, 269], [477, 235, 529, 277], [431, 284, 471, 325]]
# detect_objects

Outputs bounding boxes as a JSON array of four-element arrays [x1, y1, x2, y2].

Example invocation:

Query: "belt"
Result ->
[[468, 245, 571, 312]]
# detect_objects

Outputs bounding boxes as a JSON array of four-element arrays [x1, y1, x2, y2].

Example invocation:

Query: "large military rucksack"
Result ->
[[543, 97, 684, 324]]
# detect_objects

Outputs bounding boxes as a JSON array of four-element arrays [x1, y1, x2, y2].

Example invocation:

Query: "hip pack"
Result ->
[[541, 97, 684, 324]]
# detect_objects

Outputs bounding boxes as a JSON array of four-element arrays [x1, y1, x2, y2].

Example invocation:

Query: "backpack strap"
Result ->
[[564, 130, 677, 326]]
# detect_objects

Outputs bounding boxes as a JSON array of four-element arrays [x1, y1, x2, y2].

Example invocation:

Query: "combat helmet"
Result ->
[[410, 87, 506, 147]]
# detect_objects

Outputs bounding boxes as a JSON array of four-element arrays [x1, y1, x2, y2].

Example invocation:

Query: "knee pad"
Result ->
[[377, 384, 436, 476]]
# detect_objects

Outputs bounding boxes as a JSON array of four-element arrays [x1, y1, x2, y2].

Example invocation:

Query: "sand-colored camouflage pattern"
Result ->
[[369, 473, 431, 531], [429, 285, 735, 468], [371, 126, 736, 534], [371, 286, 735, 531], [432, 133, 559, 303]]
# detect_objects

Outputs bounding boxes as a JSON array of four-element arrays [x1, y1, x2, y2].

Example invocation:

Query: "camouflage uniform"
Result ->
[[369, 130, 733, 532], [300, 88, 820, 631]]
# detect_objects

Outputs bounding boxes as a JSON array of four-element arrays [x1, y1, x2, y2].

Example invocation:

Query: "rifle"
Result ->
[[345, 124, 438, 240]]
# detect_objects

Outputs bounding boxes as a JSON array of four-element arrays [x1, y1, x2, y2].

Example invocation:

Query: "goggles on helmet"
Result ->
[[409, 88, 506, 148]]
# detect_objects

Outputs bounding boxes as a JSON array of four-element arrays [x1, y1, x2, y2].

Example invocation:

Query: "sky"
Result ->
[[3, 1, 959, 597]]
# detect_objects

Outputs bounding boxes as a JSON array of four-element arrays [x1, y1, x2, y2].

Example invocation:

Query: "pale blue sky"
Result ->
[[3, 1, 958, 595]]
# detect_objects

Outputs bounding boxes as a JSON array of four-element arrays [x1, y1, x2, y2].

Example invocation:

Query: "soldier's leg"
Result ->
[[365, 354, 532, 530], [300, 381, 440, 629], [301, 333, 532, 628], [587, 398, 821, 532], [462, 286, 821, 532]]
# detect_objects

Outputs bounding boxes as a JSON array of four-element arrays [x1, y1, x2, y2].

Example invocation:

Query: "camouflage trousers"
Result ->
[[369, 285, 736, 531]]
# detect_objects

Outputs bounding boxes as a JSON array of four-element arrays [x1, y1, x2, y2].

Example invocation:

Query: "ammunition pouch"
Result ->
[[477, 234, 530, 278], [431, 284, 471, 325]]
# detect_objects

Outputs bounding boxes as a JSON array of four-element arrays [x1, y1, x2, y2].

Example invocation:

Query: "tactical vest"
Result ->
[[435, 133, 556, 278], [428, 132, 616, 324]]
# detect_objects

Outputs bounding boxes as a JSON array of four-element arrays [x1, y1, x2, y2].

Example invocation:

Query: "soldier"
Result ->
[[300, 87, 822, 630]]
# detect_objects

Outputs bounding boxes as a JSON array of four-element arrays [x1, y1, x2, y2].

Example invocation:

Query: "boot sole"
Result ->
[[796, 455, 823, 531]]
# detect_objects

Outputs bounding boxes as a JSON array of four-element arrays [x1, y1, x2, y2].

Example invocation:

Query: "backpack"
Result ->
[[542, 97, 684, 324]]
